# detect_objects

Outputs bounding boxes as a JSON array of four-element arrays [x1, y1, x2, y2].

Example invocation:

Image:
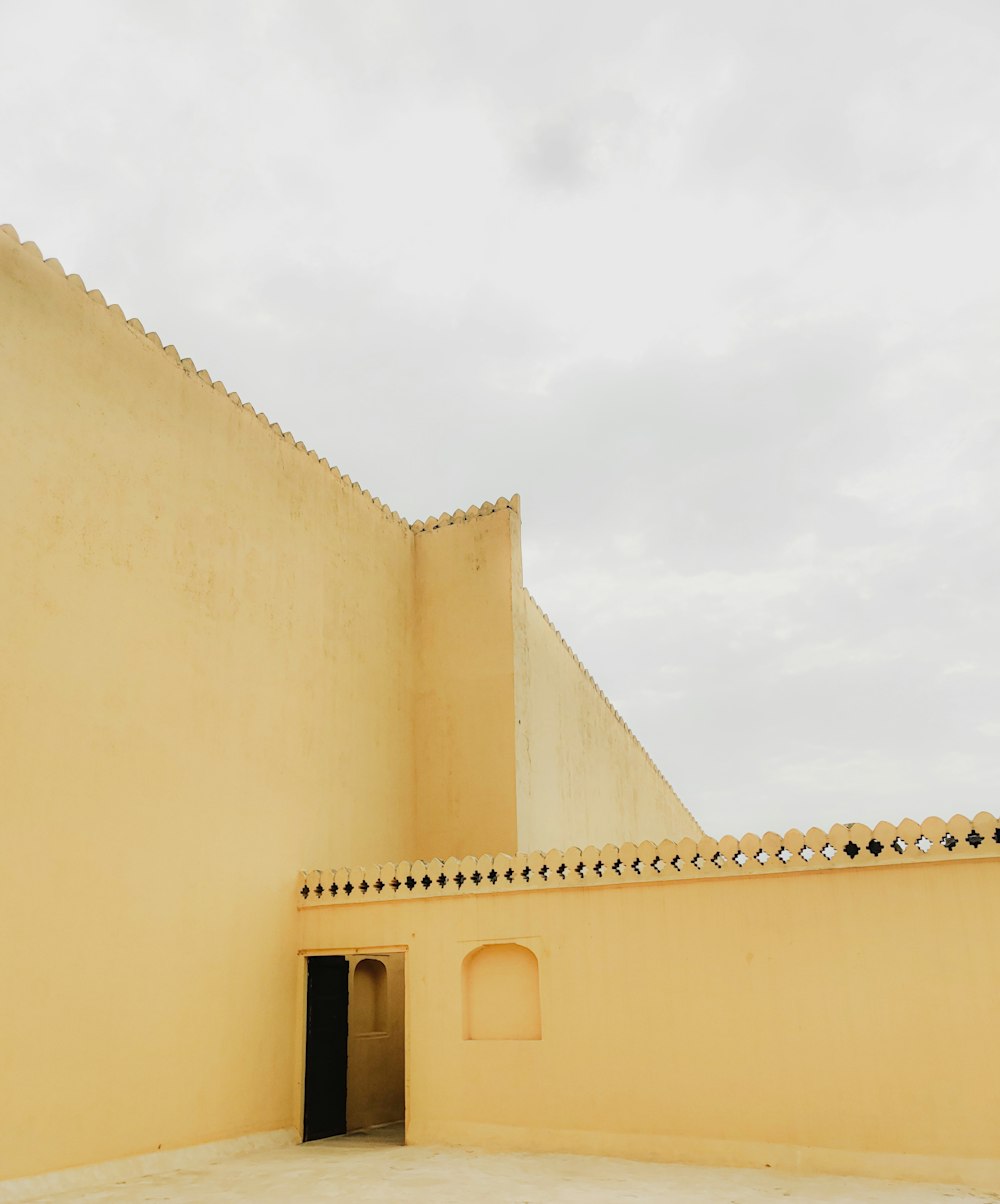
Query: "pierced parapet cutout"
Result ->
[[299, 811, 998, 906], [352, 958, 388, 1035], [462, 943, 541, 1041]]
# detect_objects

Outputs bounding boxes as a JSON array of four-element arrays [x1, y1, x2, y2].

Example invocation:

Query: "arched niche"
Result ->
[[352, 958, 388, 1034], [462, 943, 541, 1040]]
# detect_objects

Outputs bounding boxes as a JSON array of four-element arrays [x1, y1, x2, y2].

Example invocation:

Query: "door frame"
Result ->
[[294, 943, 409, 1142]]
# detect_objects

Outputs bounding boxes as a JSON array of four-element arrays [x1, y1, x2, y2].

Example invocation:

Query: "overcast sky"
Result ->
[[5, 1, 998, 839]]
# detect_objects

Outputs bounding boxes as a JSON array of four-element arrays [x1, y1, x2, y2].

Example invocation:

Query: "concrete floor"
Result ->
[[42, 1126, 998, 1203]]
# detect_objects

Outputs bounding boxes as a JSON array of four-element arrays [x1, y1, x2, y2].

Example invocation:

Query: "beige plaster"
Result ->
[[300, 847, 1000, 1189], [514, 591, 701, 849], [0, 223, 701, 1183], [413, 506, 521, 859], [0, 231, 416, 1180]]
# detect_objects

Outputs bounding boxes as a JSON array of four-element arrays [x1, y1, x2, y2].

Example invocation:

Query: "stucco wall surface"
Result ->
[[0, 224, 700, 1186], [413, 508, 521, 860], [0, 232, 418, 1180], [300, 852, 1000, 1188], [514, 592, 701, 850]]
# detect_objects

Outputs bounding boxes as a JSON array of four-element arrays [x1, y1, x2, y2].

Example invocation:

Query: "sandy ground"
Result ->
[[40, 1125, 998, 1204]]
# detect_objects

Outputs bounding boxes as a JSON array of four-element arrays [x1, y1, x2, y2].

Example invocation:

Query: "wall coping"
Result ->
[[298, 811, 999, 906], [411, 495, 519, 533]]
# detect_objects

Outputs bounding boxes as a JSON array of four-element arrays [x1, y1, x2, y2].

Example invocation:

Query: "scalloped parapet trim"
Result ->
[[524, 591, 702, 834], [410, 494, 520, 533], [0, 223, 410, 528], [298, 811, 1000, 904]]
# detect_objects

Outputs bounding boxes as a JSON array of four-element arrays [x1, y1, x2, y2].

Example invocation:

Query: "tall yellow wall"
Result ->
[[514, 592, 701, 850], [0, 232, 417, 1181], [413, 506, 521, 860], [300, 849, 1000, 1188], [0, 223, 705, 1186]]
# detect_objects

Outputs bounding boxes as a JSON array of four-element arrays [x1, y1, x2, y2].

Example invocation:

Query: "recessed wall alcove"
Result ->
[[462, 942, 541, 1040], [352, 957, 388, 1035]]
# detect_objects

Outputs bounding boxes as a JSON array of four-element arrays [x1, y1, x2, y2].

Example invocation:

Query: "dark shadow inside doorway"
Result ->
[[303, 955, 348, 1141]]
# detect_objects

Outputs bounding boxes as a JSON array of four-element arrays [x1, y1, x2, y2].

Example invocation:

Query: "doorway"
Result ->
[[302, 952, 406, 1141]]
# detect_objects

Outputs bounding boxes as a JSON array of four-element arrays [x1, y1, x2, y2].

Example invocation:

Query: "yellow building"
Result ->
[[1, 224, 998, 1198]]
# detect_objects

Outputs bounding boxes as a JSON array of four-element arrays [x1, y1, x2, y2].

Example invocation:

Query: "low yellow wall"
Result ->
[[514, 593, 701, 850], [300, 831, 1000, 1188]]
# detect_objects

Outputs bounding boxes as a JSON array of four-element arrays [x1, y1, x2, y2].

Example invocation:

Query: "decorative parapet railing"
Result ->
[[299, 811, 999, 905]]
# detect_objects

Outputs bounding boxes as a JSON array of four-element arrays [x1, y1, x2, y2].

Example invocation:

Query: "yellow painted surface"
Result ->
[[300, 853, 1000, 1188], [514, 592, 701, 850], [345, 954, 404, 1131], [0, 226, 694, 1184], [413, 508, 521, 860], [0, 233, 418, 1180], [462, 943, 541, 1040]]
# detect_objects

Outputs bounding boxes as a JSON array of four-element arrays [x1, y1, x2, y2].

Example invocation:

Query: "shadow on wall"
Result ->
[[347, 953, 405, 1131], [462, 943, 541, 1041]]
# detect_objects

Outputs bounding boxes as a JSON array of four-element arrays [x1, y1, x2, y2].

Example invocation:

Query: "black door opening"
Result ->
[[302, 955, 349, 1141]]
